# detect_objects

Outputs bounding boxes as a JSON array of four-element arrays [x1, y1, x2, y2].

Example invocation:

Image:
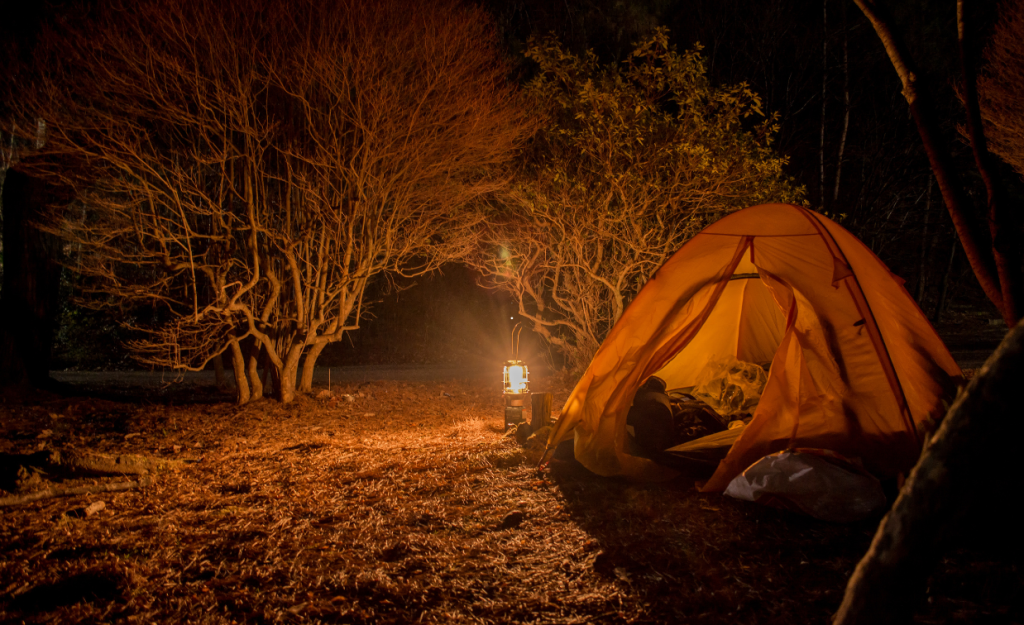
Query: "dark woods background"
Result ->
[[0, 0, 1011, 373], [483, 0, 1005, 317]]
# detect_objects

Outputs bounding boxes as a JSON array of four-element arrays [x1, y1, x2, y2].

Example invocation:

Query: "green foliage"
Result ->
[[524, 28, 800, 211], [479, 29, 803, 373]]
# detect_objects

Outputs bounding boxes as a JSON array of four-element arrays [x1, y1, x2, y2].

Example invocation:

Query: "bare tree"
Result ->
[[280, 0, 536, 392], [473, 31, 802, 373], [853, 0, 1023, 327], [10, 0, 535, 403]]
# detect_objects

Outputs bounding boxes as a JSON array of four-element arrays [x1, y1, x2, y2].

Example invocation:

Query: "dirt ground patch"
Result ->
[[0, 374, 1020, 624]]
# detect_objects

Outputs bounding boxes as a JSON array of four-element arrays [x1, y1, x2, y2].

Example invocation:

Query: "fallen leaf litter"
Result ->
[[0, 374, 1019, 624]]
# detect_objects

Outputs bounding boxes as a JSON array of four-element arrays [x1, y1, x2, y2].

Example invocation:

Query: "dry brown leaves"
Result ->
[[0, 375, 1020, 624]]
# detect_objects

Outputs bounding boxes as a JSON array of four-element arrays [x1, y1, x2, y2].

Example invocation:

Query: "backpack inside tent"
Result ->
[[544, 204, 962, 492]]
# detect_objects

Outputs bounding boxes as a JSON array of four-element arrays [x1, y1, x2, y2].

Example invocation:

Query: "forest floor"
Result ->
[[1, 364, 1022, 624]]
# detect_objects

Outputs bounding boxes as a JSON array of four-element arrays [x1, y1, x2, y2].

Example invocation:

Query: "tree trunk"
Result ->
[[0, 169, 63, 394], [853, 0, 1012, 324], [832, 1, 850, 204], [275, 343, 303, 403], [956, 0, 1024, 326], [834, 318, 1024, 625], [261, 345, 273, 395], [213, 353, 227, 388], [819, 0, 828, 211], [246, 340, 263, 400], [915, 178, 933, 303], [932, 237, 957, 323], [228, 337, 250, 405], [298, 341, 328, 392]]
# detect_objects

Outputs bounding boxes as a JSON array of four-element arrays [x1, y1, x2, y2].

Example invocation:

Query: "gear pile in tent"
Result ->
[[544, 204, 962, 521]]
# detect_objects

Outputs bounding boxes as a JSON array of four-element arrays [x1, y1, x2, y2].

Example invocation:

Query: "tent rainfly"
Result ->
[[545, 204, 963, 491]]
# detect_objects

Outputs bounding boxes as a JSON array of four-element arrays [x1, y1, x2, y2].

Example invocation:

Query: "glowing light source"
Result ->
[[503, 323, 530, 431], [503, 360, 529, 395]]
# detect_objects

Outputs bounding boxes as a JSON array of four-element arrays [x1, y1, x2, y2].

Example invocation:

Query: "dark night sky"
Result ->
[[3, 0, 997, 204]]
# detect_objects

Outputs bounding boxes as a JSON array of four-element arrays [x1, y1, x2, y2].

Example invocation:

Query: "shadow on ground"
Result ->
[[541, 458, 876, 623]]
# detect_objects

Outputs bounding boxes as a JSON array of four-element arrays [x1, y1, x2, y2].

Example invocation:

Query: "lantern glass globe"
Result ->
[[503, 360, 529, 394]]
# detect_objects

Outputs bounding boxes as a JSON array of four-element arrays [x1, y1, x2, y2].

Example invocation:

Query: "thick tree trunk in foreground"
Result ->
[[0, 169, 63, 394], [833, 318, 1024, 624]]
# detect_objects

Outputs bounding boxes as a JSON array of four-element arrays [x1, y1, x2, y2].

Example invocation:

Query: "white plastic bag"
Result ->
[[691, 355, 767, 416], [724, 449, 887, 523]]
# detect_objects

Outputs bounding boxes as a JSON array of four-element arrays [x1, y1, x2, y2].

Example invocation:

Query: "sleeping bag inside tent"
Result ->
[[544, 203, 962, 491]]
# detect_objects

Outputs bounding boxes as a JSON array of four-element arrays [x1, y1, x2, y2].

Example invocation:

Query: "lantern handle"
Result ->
[[512, 322, 524, 360]]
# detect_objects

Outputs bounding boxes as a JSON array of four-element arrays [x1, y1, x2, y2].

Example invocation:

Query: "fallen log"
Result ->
[[0, 447, 181, 497], [833, 318, 1024, 624], [41, 448, 181, 476], [1, 447, 180, 481], [0, 477, 151, 506]]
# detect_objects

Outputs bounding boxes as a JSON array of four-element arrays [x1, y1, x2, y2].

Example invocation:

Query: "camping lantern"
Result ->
[[503, 359, 530, 431], [503, 359, 529, 395], [503, 324, 530, 431]]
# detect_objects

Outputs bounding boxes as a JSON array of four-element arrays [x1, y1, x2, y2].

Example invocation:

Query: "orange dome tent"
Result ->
[[545, 204, 962, 491]]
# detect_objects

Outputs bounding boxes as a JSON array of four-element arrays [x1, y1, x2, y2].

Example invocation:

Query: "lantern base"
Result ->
[[504, 406, 525, 432]]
